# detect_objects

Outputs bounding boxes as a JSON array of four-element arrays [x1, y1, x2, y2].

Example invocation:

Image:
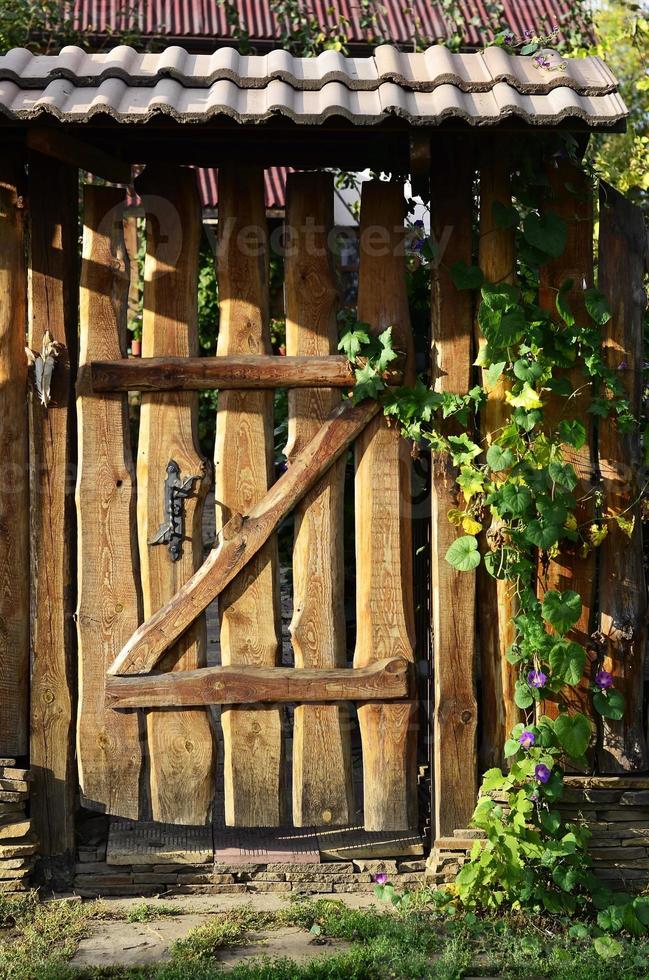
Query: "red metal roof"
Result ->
[[195, 166, 290, 211], [72, 0, 582, 48]]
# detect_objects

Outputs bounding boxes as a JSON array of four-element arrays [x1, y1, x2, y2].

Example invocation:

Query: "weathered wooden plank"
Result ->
[[106, 658, 411, 708], [284, 171, 353, 828], [27, 153, 78, 861], [476, 142, 519, 770], [26, 129, 131, 184], [430, 142, 478, 837], [597, 182, 648, 771], [76, 185, 143, 818], [87, 355, 356, 391], [0, 152, 29, 758], [538, 162, 596, 723], [214, 164, 283, 827], [109, 398, 379, 678], [136, 166, 215, 825], [354, 180, 417, 832]]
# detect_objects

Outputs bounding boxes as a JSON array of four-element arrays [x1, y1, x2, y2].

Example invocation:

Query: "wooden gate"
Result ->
[[75, 166, 419, 832]]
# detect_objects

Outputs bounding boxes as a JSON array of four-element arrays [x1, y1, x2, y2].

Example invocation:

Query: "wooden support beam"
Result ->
[[87, 355, 356, 391], [430, 140, 478, 838], [135, 165, 215, 825], [476, 141, 519, 770], [26, 129, 132, 184], [597, 182, 649, 771], [106, 659, 411, 709], [354, 181, 418, 832], [284, 171, 354, 828], [109, 397, 379, 678], [0, 152, 29, 759], [27, 153, 78, 863], [76, 186, 143, 819]]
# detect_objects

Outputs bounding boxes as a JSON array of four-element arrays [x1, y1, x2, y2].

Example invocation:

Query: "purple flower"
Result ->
[[411, 238, 424, 253], [530, 791, 539, 802], [525, 29, 533, 37], [373, 873, 388, 886], [618, 360, 628, 370], [535, 764, 551, 784], [503, 32, 515, 45], [414, 219, 425, 228], [527, 669, 547, 689], [519, 730, 536, 750], [595, 670, 614, 690]]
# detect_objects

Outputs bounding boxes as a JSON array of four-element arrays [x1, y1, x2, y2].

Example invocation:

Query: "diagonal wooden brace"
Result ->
[[108, 398, 379, 677]]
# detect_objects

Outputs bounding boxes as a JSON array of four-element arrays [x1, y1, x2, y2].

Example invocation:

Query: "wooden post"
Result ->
[[597, 182, 649, 770], [27, 153, 78, 863], [76, 186, 143, 819], [476, 142, 519, 770], [538, 162, 596, 723], [430, 141, 478, 837], [284, 171, 353, 827], [215, 166, 283, 827], [136, 166, 215, 825], [354, 181, 417, 832], [0, 152, 29, 759]]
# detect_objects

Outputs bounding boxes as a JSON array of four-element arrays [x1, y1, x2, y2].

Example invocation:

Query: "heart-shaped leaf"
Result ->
[[593, 688, 625, 721], [549, 639, 586, 685], [542, 590, 582, 634], [559, 420, 586, 450], [445, 535, 481, 571], [487, 444, 515, 472], [498, 483, 533, 517], [554, 712, 591, 759], [523, 211, 568, 258], [584, 287, 612, 326]]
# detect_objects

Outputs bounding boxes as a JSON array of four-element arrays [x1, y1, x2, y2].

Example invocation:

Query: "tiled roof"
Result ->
[[0, 45, 626, 127]]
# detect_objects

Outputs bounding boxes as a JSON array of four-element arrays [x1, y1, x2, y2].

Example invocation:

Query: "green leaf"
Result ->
[[485, 361, 506, 388], [374, 327, 398, 373], [548, 461, 578, 490], [523, 211, 568, 258], [554, 712, 592, 759], [445, 535, 481, 572], [338, 324, 369, 360], [448, 433, 482, 466], [352, 361, 384, 403], [584, 287, 612, 326], [457, 466, 485, 502], [514, 679, 534, 709], [486, 444, 514, 472], [450, 262, 484, 290], [504, 738, 521, 758], [559, 419, 586, 450], [513, 358, 543, 383], [481, 282, 520, 311], [498, 483, 533, 517], [537, 498, 568, 527], [540, 809, 562, 834], [556, 278, 575, 327], [492, 201, 520, 229], [525, 520, 562, 550], [593, 688, 625, 721], [549, 640, 586, 685], [542, 590, 582, 634]]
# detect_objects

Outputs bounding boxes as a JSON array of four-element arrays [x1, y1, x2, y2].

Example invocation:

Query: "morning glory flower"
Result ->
[[527, 669, 547, 689], [373, 873, 388, 886], [503, 32, 515, 45], [535, 764, 551, 784], [595, 670, 614, 690], [519, 731, 535, 750]]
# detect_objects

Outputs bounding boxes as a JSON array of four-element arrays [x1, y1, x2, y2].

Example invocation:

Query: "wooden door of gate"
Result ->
[[76, 165, 419, 833]]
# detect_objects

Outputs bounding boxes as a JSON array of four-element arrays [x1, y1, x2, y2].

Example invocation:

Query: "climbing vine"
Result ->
[[340, 136, 648, 933]]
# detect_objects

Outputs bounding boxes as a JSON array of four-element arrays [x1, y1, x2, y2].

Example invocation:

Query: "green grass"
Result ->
[[2, 892, 649, 979]]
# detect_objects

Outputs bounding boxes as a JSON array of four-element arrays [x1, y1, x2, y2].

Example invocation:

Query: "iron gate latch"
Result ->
[[149, 459, 201, 562]]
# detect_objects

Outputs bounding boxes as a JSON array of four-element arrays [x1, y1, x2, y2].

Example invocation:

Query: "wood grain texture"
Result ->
[[476, 143, 519, 769], [597, 182, 648, 771], [284, 171, 353, 828], [109, 398, 379, 678], [0, 153, 29, 758], [26, 129, 131, 184], [136, 166, 215, 825], [538, 163, 596, 726], [215, 165, 283, 827], [354, 181, 417, 832], [76, 185, 143, 818], [430, 142, 478, 836], [106, 658, 410, 708], [87, 355, 355, 391], [27, 154, 78, 859]]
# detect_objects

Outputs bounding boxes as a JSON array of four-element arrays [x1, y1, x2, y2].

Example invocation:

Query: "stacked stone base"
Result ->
[[0, 761, 37, 894], [73, 857, 426, 898], [426, 777, 649, 893]]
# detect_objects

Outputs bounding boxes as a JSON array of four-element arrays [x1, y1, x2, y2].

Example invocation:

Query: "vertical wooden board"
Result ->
[[284, 172, 353, 828], [354, 180, 417, 832], [597, 182, 648, 771], [476, 143, 519, 769], [28, 154, 78, 858], [215, 166, 283, 827], [0, 153, 29, 758], [538, 163, 596, 721], [136, 166, 215, 825], [430, 141, 478, 836], [77, 186, 143, 819]]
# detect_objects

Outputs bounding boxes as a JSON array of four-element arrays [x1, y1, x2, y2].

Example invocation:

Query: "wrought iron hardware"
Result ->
[[149, 459, 201, 562]]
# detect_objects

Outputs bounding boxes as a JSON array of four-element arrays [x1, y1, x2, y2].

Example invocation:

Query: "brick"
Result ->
[[0, 858, 33, 871], [352, 860, 398, 875], [393, 873, 425, 884], [397, 860, 427, 873], [0, 792, 28, 803], [285, 872, 362, 883], [213, 863, 263, 875], [75, 886, 159, 898], [0, 881, 29, 892], [620, 792, 649, 806], [0, 769, 31, 782], [75, 874, 134, 887], [170, 884, 248, 895], [0, 867, 31, 880], [290, 883, 334, 894], [0, 779, 29, 794], [0, 760, 16, 768], [246, 882, 292, 893], [590, 847, 647, 861], [599, 810, 649, 822], [247, 871, 287, 882], [0, 821, 30, 841], [0, 804, 24, 816], [0, 841, 37, 859], [332, 883, 378, 893], [264, 863, 328, 874], [176, 873, 235, 885], [133, 874, 178, 885]]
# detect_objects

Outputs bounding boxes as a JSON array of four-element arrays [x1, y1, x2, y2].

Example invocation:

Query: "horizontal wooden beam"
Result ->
[[108, 397, 379, 677], [106, 658, 411, 708], [87, 355, 356, 391], [26, 129, 132, 184]]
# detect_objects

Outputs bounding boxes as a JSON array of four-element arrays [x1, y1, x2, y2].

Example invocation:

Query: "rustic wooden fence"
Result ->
[[0, 146, 646, 866]]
